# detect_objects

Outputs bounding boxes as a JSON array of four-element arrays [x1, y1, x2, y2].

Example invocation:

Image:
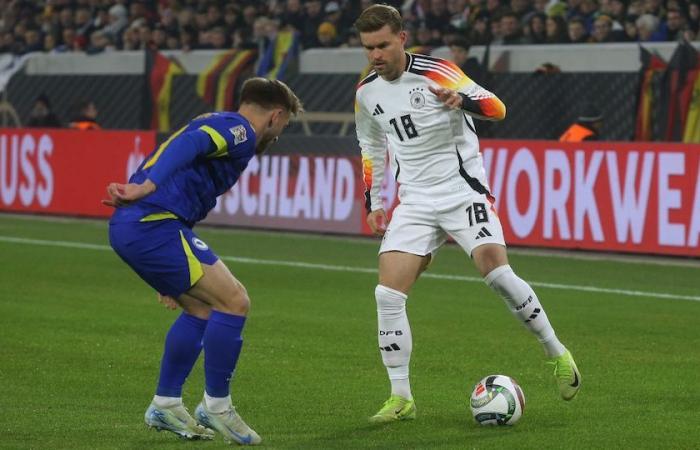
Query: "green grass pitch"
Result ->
[[0, 213, 698, 449]]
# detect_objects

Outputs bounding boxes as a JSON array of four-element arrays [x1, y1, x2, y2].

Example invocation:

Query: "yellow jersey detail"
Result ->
[[139, 212, 178, 222], [199, 125, 228, 158], [143, 125, 187, 169], [179, 230, 204, 288]]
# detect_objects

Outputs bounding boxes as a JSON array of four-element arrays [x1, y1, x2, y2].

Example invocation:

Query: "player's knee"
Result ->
[[220, 281, 250, 315], [375, 284, 407, 317], [183, 304, 211, 320], [473, 244, 508, 277]]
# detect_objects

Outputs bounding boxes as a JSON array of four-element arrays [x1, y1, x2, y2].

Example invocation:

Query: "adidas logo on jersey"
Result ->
[[372, 104, 384, 116], [474, 227, 492, 240]]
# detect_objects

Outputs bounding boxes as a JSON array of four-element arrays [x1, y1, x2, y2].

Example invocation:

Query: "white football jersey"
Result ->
[[355, 52, 506, 211]]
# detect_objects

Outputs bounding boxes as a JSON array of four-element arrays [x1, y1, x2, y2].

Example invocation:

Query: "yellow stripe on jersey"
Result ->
[[143, 125, 187, 169], [139, 212, 178, 222], [179, 230, 204, 288], [199, 125, 228, 158]]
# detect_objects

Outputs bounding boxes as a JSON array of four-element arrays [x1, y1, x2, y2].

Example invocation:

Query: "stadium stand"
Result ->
[[0, 0, 697, 56]]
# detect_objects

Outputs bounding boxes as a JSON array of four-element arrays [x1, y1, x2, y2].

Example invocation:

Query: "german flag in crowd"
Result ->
[[142, 49, 183, 132], [256, 30, 300, 80], [634, 46, 667, 141], [683, 70, 700, 143], [663, 41, 700, 142], [196, 49, 257, 111]]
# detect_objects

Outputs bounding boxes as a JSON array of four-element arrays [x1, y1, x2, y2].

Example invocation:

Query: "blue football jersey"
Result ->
[[111, 112, 256, 226]]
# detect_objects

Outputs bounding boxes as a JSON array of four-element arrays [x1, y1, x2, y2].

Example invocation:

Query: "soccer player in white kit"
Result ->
[[354, 5, 581, 423]]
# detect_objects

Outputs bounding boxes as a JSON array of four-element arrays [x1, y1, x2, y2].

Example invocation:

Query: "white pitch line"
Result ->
[[1, 235, 699, 303]]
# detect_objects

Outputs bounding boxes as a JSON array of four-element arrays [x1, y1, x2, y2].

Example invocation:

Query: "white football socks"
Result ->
[[152, 395, 182, 408], [204, 393, 232, 414], [484, 265, 566, 358], [376, 284, 413, 400]]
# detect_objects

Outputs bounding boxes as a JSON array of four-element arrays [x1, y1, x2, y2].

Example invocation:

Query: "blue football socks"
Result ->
[[156, 312, 208, 397], [203, 310, 246, 397]]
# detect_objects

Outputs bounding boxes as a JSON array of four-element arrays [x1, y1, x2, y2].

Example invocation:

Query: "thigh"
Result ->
[[184, 259, 250, 315], [439, 193, 506, 259], [378, 251, 431, 294], [380, 202, 447, 258], [176, 292, 212, 319], [109, 219, 218, 298]]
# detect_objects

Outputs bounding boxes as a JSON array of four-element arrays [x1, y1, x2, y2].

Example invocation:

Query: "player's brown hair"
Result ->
[[240, 77, 303, 116], [354, 4, 403, 34]]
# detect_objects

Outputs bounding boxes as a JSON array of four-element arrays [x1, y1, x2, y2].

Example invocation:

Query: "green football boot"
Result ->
[[548, 349, 581, 400], [369, 395, 416, 423]]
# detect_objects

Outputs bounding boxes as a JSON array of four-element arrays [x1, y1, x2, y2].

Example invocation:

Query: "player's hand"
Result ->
[[157, 293, 179, 310], [367, 209, 388, 237], [102, 180, 156, 208], [429, 85, 462, 109]]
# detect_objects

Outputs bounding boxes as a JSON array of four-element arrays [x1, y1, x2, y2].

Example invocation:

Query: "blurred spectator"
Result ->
[[501, 12, 525, 44], [0, 0, 690, 53], [623, 15, 640, 40], [559, 103, 603, 141], [591, 15, 614, 42], [661, 9, 685, 41], [524, 13, 547, 43], [23, 28, 43, 53], [302, 0, 324, 48], [546, 15, 570, 43], [86, 30, 113, 54], [27, 94, 61, 128], [426, 0, 451, 30], [689, 1, 700, 35], [469, 11, 493, 45], [568, 17, 589, 42], [282, 0, 305, 31], [449, 36, 486, 84], [511, 0, 534, 20], [636, 13, 660, 40], [102, 4, 128, 41], [69, 100, 100, 130], [209, 27, 228, 49], [316, 21, 339, 48]]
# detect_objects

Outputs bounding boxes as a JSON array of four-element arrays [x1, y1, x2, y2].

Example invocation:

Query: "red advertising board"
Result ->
[[479, 140, 700, 256], [0, 129, 155, 217], [1, 129, 698, 256]]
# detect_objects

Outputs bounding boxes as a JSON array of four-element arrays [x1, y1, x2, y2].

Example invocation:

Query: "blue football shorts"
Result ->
[[109, 218, 219, 298]]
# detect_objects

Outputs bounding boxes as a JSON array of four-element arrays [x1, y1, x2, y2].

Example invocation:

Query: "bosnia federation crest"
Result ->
[[191, 237, 209, 251], [409, 87, 426, 109], [229, 124, 248, 145]]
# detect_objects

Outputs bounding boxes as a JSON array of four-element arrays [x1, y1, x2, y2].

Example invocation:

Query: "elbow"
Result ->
[[493, 102, 506, 121]]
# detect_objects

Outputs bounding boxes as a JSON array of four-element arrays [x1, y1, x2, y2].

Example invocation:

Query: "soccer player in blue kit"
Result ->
[[104, 78, 302, 445]]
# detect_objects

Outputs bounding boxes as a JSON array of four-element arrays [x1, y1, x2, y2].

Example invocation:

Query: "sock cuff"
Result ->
[[376, 284, 408, 301], [209, 310, 246, 329], [180, 312, 208, 330], [484, 264, 513, 286]]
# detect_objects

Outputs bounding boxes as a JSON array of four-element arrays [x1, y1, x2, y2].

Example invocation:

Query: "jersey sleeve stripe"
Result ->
[[412, 59, 463, 81], [412, 61, 463, 84], [200, 125, 228, 158], [143, 125, 187, 169]]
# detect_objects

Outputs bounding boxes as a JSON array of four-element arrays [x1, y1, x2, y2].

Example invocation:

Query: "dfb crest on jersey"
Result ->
[[230, 124, 248, 145], [409, 87, 426, 109]]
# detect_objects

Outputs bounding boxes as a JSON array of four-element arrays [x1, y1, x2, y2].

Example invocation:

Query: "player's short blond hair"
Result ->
[[354, 4, 403, 34], [241, 77, 303, 116]]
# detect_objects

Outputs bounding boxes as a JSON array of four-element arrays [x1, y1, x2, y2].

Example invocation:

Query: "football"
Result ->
[[469, 375, 525, 426]]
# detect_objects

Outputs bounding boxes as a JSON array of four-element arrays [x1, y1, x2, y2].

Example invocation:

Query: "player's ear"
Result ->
[[399, 30, 407, 45]]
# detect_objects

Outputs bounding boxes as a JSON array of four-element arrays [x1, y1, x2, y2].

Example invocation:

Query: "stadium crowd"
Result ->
[[0, 0, 698, 55]]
